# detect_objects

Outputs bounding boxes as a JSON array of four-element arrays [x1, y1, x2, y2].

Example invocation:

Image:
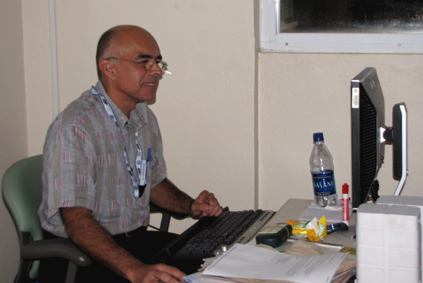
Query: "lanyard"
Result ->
[[90, 86, 150, 198]]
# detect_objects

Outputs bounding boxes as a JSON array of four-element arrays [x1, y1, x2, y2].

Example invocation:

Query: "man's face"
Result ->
[[108, 28, 163, 105]]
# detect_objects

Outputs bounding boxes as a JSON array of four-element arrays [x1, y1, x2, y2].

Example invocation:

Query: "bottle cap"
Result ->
[[342, 183, 349, 194], [313, 132, 324, 142]]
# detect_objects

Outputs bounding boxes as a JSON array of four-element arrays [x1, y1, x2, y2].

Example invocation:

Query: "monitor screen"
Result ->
[[350, 67, 408, 209], [351, 67, 386, 209]]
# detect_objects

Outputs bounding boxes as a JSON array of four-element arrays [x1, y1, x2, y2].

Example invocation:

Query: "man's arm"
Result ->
[[150, 178, 223, 218], [61, 206, 185, 283]]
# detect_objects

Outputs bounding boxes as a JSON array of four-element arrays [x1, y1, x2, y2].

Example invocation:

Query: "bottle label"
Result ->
[[312, 170, 336, 196]]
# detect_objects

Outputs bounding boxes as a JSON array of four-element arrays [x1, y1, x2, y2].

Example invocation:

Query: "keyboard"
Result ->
[[155, 208, 275, 262]]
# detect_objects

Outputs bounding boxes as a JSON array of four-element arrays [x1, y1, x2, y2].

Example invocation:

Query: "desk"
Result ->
[[197, 199, 357, 283], [267, 198, 356, 249]]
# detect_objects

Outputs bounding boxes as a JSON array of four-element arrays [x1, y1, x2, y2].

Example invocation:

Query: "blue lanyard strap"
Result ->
[[90, 86, 149, 198]]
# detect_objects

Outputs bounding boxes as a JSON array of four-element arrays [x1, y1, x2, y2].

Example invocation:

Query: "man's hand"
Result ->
[[128, 263, 185, 283], [150, 179, 223, 218], [191, 190, 223, 218]]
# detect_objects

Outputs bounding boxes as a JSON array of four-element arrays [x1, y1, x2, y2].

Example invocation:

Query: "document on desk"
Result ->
[[298, 201, 352, 223], [203, 244, 348, 283]]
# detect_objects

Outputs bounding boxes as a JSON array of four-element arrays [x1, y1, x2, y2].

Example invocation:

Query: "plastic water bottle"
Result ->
[[309, 132, 338, 207]]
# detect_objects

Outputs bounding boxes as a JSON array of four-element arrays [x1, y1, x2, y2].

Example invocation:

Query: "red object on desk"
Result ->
[[342, 183, 350, 225]]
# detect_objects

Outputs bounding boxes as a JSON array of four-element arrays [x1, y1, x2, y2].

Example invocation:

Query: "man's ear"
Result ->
[[99, 59, 115, 80]]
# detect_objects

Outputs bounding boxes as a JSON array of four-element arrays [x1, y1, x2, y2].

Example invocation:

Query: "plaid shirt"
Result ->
[[39, 82, 167, 237]]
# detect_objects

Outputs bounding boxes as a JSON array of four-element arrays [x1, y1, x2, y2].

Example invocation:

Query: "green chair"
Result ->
[[2, 154, 186, 283], [2, 155, 91, 283]]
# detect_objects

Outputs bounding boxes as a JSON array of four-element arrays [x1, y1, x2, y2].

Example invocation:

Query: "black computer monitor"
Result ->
[[350, 67, 408, 209]]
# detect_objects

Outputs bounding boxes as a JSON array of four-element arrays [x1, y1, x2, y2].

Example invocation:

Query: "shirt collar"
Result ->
[[95, 81, 143, 127]]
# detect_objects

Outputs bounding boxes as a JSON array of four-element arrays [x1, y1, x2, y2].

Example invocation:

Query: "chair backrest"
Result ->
[[1, 154, 178, 280], [2, 154, 44, 245]]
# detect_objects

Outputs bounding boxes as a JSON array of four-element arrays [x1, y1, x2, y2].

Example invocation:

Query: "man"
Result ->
[[38, 25, 223, 283]]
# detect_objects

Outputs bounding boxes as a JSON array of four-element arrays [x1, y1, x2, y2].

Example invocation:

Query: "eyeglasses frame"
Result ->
[[106, 56, 169, 74]]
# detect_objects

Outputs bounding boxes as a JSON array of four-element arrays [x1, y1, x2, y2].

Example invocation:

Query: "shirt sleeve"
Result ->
[[41, 124, 97, 230]]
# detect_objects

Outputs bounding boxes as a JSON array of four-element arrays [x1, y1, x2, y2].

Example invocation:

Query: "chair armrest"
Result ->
[[21, 238, 91, 267], [150, 203, 188, 220], [150, 203, 189, 232]]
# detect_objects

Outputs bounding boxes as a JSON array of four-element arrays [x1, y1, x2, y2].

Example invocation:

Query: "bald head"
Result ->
[[95, 25, 163, 115], [95, 25, 158, 80]]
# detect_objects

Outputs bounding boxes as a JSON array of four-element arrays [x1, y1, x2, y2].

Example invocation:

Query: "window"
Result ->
[[261, 0, 423, 53]]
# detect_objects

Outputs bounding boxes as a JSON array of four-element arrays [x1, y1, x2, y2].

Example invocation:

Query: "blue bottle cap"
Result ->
[[313, 132, 324, 142]]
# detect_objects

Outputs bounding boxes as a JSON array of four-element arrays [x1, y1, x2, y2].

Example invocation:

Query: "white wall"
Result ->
[[20, 0, 423, 235], [259, 53, 423, 210], [22, 0, 258, 232], [1, 0, 422, 280], [0, 0, 28, 281]]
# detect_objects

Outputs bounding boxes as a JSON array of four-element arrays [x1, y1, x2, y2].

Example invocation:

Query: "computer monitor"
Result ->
[[351, 67, 408, 209]]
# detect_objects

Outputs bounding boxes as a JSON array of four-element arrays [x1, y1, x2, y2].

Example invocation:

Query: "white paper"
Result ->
[[298, 201, 352, 223], [203, 244, 348, 283], [184, 273, 234, 283]]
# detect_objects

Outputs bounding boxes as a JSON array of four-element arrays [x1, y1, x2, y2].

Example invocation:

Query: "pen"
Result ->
[[342, 183, 350, 225], [147, 148, 151, 169]]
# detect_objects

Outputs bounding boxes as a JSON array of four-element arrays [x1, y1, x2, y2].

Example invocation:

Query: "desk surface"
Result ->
[[268, 199, 357, 248], [199, 199, 357, 283]]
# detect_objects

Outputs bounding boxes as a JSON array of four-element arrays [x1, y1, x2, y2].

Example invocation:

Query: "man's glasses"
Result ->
[[107, 57, 171, 75]]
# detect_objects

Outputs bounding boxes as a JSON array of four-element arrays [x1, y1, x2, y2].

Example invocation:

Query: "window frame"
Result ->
[[260, 0, 423, 54]]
